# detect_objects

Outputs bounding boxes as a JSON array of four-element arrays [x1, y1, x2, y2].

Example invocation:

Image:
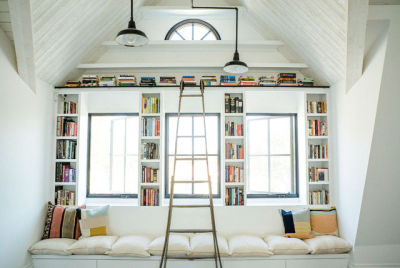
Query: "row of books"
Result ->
[[55, 163, 76, 182], [181, 76, 196, 85], [57, 117, 77, 137], [307, 100, 327, 114], [142, 143, 159, 160], [308, 120, 328, 136], [56, 140, 77, 159], [141, 188, 159, 206], [277, 73, 296, 86], [309, 167, 329, 182], [225, 121, 243, 137], [238, 76, 258, 86], [55, 189, 75, 206], [309, 190, 329, 205], [309, 144, 328, 159], [62, 101, 77, 114], [142, 167, 159, 183], [142, 96, 160, 114], [225, 165, 244, 183], [140, 77, 156, 86], [225, 143, 244, 159], [224, 94, 243, 113], [159, 76, 176, 86], [225, 187, 244, 206], [142, 117, 160, 137]]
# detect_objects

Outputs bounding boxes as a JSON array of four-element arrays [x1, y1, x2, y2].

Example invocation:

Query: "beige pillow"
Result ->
[[229, 235, 273, 257], [29, 238, 75, 255], [190, 233, 230, 256], [67, 236, 118, 255], [305, 235, 352, 254], [79, 205, 110, 238], [148, 234, 190, 256], [265, 235, 311, 255], [106, 235, 151, 257]]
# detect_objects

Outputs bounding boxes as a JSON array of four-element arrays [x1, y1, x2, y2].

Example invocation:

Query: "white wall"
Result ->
[[0, 28, 54, 268]]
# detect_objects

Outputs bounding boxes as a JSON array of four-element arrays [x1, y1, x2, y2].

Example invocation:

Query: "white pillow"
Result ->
[[148, 234, 190, 256], [106, 235, 151, 257], [29, 238, 75, 255], [229, 235, 273, 257], [190, 233, 230, 256], [67, 236, 118, 255], [305, 235, 352, 254], [265, 235, 311, 255]]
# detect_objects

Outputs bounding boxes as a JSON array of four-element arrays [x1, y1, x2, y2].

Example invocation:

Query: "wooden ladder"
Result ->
[[159, 80, 223, 268]]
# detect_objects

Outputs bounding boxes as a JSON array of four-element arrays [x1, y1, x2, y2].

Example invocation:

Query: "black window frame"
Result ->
[[87, 113, 139, 199], [164, 113, 221, 199], [165, 19, 221, 40], [246, 113, 299, 199]]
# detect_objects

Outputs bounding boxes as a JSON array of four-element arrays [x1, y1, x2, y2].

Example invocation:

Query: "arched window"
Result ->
[[165, 19, 221, 40]]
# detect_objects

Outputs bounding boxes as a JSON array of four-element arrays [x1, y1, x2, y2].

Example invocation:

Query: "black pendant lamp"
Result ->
[[116, 0, 148, 47]]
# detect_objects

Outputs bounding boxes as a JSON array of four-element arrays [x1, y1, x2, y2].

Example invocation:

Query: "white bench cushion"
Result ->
[[106, 235, 151, 257], [305, 235, 352, 254], [190, 233, 230, 256], [265, 235, 311, 255], [67, 236, 118, 255], [29, 238, 76, 256], [148, 234, 190, 256], [229, 235, 272, 257]]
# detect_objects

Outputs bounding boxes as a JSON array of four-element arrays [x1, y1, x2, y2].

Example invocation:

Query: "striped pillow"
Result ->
[[42, 202, 84, 240]]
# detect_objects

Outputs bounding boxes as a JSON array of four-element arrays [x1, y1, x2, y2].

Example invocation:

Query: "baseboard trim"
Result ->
[[350, 262, 400, 268]]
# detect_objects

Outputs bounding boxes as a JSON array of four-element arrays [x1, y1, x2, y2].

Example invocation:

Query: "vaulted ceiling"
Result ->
[[0, 0, 13, 41]]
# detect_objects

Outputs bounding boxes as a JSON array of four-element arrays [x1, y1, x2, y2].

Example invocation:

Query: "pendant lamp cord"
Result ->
[[130, 0, 133, 21]]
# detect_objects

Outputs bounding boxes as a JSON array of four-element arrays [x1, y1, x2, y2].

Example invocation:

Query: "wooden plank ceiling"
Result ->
[[0, 0, 13, 41]]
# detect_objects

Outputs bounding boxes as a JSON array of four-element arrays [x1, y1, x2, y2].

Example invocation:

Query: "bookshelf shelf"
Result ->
[[308, 136, 328, 139], [224, 113, 244, 117], [309, 182, 329, 185], [55, 159, 77, 162], [225, 159, 244, 163], [225, 136, 244, 139], [225, 182, 245, 187], [141, 136, 161, 140], [306, 113, 327, 117], [141, 113, 161, 117], [57, 113, 78, 117], [56, 136, 77, 140], [55, 182, 76, 186], [308, 159, 329, 162], [140, 183, 161, 187], [141, 159, 160, 163]]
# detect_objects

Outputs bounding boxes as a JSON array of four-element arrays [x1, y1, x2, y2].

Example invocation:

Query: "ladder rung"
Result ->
[[173, 180, 209, 184], [170, 229, 213, 233], [167, 255, 216, 260], [180, 94, 203, 97], [172, 205, 210, 208], [176, 158, 207, 161]]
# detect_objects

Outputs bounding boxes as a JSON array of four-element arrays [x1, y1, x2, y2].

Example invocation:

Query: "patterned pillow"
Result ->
[[281, 208, 315, 239], [42, 202, 83, 240], [310, 207, 338, 236], [79, 205, 110, 237]]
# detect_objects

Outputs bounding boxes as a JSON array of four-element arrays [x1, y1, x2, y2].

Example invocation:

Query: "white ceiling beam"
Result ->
[[8, 0, 36, 92], [346, 0, 369, 91]]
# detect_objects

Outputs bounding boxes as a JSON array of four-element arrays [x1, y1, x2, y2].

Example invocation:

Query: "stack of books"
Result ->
[[201, 76, 218, 86], [55, 189, 75, 206], [225, 121, 243, 136], [81, 75, 98, 87], [309, 144, 328, 159], [298, 77, 314, 87], [99, 76, 116, 87], [224, 94, 243, 113], [225, 187, 244, 206], [259, 75, 277, 86], [220, 75, 237, 86], [309, 190, 329, 205], [140, 77, 156, 86], [56, 163, 76, 183], [141, 188, 159, 206], [239, 76, 258, 86], [56, 140, 77, 159], [277, 73, 297, 86], [65, 81, 81, 87], [307, 100, 327, 114], [308, 119, 328, 136], [118, 75, 136, 86], [142, 96, 160, 114], [225, 165, 244, 183], [225, 143, 244, 159], [142, 117, 160, 137], [57, 117, 77, 137], [309, 167, 329, 182], [142, 142, 159, 160], [159, 76, 177, 86], [62, 101, 77, 114], [142, 167, 159, 183], [181, 76, 196, 85]]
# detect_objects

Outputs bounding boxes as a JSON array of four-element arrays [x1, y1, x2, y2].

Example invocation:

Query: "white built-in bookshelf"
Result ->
[[305, 92, 331, 208], [53, 94, 79, 206]]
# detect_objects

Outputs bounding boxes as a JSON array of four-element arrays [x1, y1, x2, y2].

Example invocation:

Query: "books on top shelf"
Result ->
[[225, 121, 243, 136], [309, 167, 329, 182], [56, 140, 77, 159], [277, 73, 297, 86], [140, 77, 156, 87], [224, 94, 243, 113], [259, 75, 277, 86], [65, 81, 81, 87], [307, 100, 327, 114], [201, 76, 217, 86], [55, 188, 75, 206], [225, 143, 244, 159], [81, 75, 98, 87], [142, 167, 159, 183], [141, 188, 159, 206], [225, 187, 244, 206], [142, 117, 160, 137], [309, 190, 329, 205], [57, 117, 77, 137], [142, 142, 159, 160], [239, 76, 258, 86], [308, 119, 328, 136], [99, 76, 116, 87], [62, 101, 77, 114], [309, 144, 328, 159], [298, 77, 314, 87], [225, 165, 243, 183], [56, 163, 76, 183], [159, 76, 177, 86], [142, 96, 160, 114], [220, 75, 237, 86], [118, 75, 137, 86], [181, 76, 196, 85]]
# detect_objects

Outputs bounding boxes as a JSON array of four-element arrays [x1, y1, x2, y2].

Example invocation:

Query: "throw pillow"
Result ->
[[281, 208, 315, 239], [79, 205, 110, 237], [310, 207, 339, 236]]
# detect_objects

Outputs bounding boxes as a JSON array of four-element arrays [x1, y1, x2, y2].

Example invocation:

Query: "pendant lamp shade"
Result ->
[[223, 51, 248, 73]]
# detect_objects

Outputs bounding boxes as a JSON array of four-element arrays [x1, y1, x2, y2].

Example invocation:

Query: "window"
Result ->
[[165, 19, 221, 40], [165, 114, 220, 198], [246, 114, 298, 198], [87, 114, 139, 197]]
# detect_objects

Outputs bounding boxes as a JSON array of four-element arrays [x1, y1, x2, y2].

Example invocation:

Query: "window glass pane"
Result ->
[[248, 118, 268, 155], [202, 33, 217, 40], [193, 117, 205, 136], [168, 117, 177, 154], [193, 23, 210, 40], [112, 118, 125, 155], [205, 116, 219, 154], [177, 137, 192, 155], [193, 137, 206, 155], [177, 24, 192, 40], [169, 33, 184, 40], [270, 117, 291, 155], [167, 21, 219, 41], [178, 117, 192, 136], [111, 155, 124, 193], [126, 117, 139, 155], [270, 156, 292, 193], [248, 156, 269, 193], [194, 156, 218, 195], [125, 155, 138, 194], [169, 157, 191, 194]]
